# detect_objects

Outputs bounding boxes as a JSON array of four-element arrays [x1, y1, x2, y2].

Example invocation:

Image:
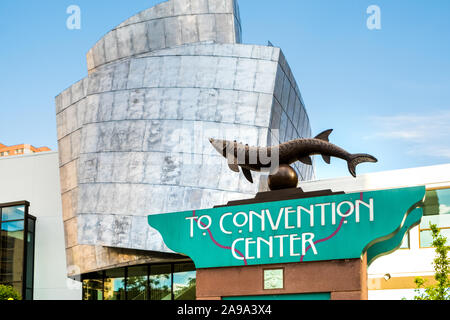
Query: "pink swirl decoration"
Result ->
[[300, 192, 364, 262], [193, 210, 248, 266]]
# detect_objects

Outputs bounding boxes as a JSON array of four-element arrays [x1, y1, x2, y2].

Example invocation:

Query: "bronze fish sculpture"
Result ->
[[209, 129, 377, 183]]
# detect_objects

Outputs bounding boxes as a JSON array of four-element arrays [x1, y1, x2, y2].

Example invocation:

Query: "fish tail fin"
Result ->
[[348, 154, 378, 177]]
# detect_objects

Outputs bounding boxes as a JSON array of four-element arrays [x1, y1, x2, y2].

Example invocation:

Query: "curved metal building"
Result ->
[[55, 0, 313, 275]]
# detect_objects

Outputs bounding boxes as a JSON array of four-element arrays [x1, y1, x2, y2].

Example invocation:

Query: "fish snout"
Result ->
[[209, 138, 228, 156]]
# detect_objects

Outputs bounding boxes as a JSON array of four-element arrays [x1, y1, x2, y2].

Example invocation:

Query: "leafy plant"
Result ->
[[414, 223, 450, 300], [0, 284, 22, 300]]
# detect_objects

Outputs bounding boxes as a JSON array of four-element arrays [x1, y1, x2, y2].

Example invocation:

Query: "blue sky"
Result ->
[[0, 0, 449, 180]]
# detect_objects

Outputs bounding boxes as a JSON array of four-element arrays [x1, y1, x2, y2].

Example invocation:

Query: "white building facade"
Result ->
[[301, 163, 450, 300], [0, 151, 81, 300]]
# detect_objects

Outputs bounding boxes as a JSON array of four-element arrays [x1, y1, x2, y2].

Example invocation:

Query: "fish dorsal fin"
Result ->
[[299, 156, 313, 165], [314, 129, 333, 142], [322, 155, 331, 164], [242, 168, 254, 183], [228, 162, 240, 173]]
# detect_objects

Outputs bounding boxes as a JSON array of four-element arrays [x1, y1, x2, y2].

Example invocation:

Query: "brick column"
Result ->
[[196, 254, 368, 300]]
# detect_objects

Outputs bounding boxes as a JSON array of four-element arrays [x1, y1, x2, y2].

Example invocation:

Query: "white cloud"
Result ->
[[370, 111, 450, 140], [366, 110, 450, 159]]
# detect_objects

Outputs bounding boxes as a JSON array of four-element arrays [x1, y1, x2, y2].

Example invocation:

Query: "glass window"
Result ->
[[81, 262, 197, 301], [1, 206, 25, 222], [150, 264, 172, 300], [104, 268, 126, 300], [1, 220, 24, 233], [28, 218, 35, 233], [0, 203, 34, 300], [0, 220, 25, 295], [127, 265, 148, 300], [173, 263, 196, 300], [420, 189, 450, 248], [82, 272, 103, 301], [25, 229, 35, 299]]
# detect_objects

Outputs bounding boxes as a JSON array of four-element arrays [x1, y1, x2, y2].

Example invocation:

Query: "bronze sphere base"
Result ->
[[268, 165, 299, 191]]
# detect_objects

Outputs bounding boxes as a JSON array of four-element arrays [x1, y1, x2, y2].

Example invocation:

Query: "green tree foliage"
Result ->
[[0, 285, 22, 300], [414, 223, 450, 300]]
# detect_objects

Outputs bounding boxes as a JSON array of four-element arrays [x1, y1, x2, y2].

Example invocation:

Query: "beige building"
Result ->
[[0, 142, 50, 158]]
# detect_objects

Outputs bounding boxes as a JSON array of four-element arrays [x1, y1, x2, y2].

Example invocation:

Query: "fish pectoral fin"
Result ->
[[242, 168, 254, 183], [228, 162, 240, 173], [322, 154, 331, 164], [299, 156, 313, 165], [314, 129, 333, 142]]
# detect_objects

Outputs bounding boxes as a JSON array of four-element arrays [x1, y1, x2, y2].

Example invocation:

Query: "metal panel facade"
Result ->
[[55, 0, 313, 275]]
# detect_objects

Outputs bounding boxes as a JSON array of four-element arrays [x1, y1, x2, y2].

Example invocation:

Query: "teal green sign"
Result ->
[[148, 186, 425, 268]]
